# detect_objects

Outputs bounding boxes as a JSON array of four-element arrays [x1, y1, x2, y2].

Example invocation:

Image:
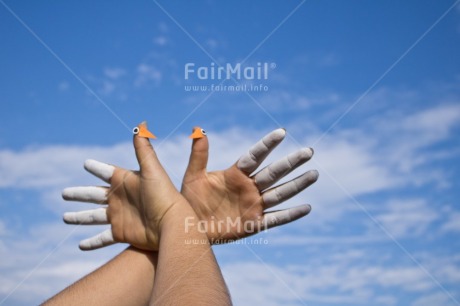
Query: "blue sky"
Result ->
[[1, 1, 460, 305]]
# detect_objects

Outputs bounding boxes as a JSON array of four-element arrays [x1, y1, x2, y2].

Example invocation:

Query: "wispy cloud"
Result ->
[[440, 211, 460, 233], [134, 64, 162, 87], [1, 101, 459, 304], [57, 81, 69, 92], [153, 36, 168, 46], [222, 253, 457, 306], [0, 220, 126, 304], [374, 199, 439, 238], [104, 67, 126, 80]]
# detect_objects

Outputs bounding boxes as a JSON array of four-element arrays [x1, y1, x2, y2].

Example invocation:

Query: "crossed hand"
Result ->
[[62, 124, 318, 250]]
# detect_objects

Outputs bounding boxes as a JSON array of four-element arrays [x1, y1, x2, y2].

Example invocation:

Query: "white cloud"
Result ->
[[0, 220, 6, 236], [0, 219, 127, 304], [0, 111, 456, 228], [204, 36, 228, 51], [399, 101, 456, 141], [206, 39, 219, 50], [314, 136, 396, 196], [58, 81, 69, 92], [0, 143, 135, 189], [258, 90, 311, 112], [135, 64, 162, 87], [221, 255, 455, 306], [375, 199, 439, 238], [153, 36, 168, 46], [411, 292, 459, 306], [441, 211, 460, 233], [268, 233, 386, 246], [85, 71, 124, 98], [0, 104, 459, 305], [98, 80, 115, 95], [363, 98, 460, 174], [103, 67, 126, 80]]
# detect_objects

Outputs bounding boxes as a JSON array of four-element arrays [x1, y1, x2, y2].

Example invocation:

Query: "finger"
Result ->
[[253, 147, 314, 191], [261, 204, 311, 230], [84, 159, 115, 184], [79, 229, 116, 251], [62, 186, 109, 204], [185, 127, 209, 176], [63, 208, 108, 225], [262, 170, 319, 209], [133, 121, 164, 178], [237, 128, 286, 174], [133, 125, 156, 139]]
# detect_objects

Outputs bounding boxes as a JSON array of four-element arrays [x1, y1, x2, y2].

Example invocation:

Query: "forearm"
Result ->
[[43, 247, 157, 306], [150, 204, 231, 306]]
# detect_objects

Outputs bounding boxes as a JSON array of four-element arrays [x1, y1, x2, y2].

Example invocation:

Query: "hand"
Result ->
[[182, 127, 318, 242], [63, 128, 318, 249], [62, 122, 189, 251]]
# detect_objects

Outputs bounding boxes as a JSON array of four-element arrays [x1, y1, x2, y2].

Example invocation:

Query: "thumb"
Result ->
[[185, 127, 209, 177], [133, 121, 163, 178]]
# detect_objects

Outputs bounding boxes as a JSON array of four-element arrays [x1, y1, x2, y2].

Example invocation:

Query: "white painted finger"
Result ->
[[79, 229, 116, 251], [262, 170, 319, 209], [62, 186, 109, 204], [261, 204, 311, 230], [254, 147, 314, 191], [84, 159, 115, 184], [63, 208, 108, 225], [237, 128, 286, 174]]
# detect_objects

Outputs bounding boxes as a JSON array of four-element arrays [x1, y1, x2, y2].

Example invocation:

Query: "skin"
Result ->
[[181, 135, 269, 242], [47, 126, 318, 305], [62, 128, 317, 249], [45, 123, 231, 306], [43, 247, 158, 306]]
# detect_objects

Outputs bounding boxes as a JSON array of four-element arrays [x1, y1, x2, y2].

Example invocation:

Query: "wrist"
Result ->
[[158, 198, 198, 237]]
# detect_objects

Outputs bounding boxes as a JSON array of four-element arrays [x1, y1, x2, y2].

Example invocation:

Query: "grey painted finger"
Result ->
[[84, 159, 115, 184], [237, 128, 286, 174], [261, 204, 311, 230], [79, 229, 116, 251], [254, 147, 314, 191], [262, 170, 319, 209], [62, 186, 109, 204], [63, 208, 108, 225]]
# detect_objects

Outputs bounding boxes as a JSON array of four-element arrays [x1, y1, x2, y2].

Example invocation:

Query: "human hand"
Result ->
[[63, 128, 318, 249], [62, 122, 189, 251], [182, 127, 318, 242]]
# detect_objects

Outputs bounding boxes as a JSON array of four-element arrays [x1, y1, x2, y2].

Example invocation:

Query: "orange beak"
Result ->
[[134, 123, 157, 139], [189, 127, 207, 139]]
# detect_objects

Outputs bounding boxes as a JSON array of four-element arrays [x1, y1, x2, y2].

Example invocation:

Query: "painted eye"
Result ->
[[201, 129, 207, 135], [133, 127, 140, 134]]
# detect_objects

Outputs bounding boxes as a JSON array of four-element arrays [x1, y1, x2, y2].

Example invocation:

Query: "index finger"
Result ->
[[236, 128, 286, 175]]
